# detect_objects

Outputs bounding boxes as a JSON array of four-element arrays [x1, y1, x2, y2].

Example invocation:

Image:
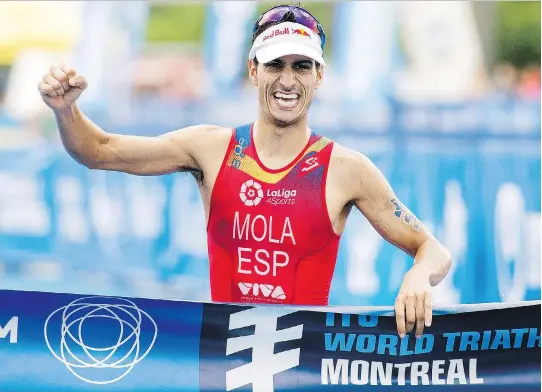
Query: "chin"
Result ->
[[268, 107, 305, 128], [271, 114, 302, 128]]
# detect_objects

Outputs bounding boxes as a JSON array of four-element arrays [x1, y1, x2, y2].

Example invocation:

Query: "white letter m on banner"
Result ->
[[0, 317, 18, 343]]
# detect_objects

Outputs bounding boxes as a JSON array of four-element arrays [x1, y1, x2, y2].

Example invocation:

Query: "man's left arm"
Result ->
[[347, 151, 452, 338]]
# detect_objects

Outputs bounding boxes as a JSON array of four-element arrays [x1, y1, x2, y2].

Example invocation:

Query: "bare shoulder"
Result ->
[[328, 142, 388, 202], [166, 124, 233, 162], [165, 124, 232, 146], [329, 142, 379, 182], [329, 142, 371, 167]]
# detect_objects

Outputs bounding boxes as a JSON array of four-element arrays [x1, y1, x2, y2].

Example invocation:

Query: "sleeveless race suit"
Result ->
[[206, 123, 341, 305]]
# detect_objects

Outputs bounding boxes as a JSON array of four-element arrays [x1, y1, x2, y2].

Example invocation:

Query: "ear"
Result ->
[[248, 59, 258, 86], [315, 64, 324, 89]]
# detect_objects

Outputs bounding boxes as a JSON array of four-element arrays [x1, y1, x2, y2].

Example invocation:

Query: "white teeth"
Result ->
[[272, 92, 299, 108], [274, 92, 299, 99], [275, 98, 298, 108]]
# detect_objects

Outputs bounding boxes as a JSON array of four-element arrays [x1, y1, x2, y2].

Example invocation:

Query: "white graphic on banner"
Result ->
[[346, 213, 382, 295], [494, 183, 528, 302], [0, 316, 18, 343], [170, 177, 207, 257], [89, 182, 123, 239], [55, 176, 89, 243], [44, 296, 157, 385], [396, 1, 486, 101], [525, 213, 541, 289], [0, 172, 50, 235], [226, 307, 303, 392], [433, 180, 467, 305], [126, 177, 166, 239], [209, 1, 256, 94], [87, 174, 124, 262]]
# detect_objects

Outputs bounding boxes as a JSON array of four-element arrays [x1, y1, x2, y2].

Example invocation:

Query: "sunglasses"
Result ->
[[252, 5, 326, 50]]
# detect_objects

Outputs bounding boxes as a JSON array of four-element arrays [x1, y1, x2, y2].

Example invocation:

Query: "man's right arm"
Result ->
[[39, 64, 222, 176], [54, 104, 220, 175]]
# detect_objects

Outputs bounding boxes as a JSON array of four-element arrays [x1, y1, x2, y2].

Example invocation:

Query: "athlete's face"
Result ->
[[249, 54, 323, 128]]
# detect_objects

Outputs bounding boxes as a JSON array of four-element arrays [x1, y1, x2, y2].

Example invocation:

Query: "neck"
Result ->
[[253, 114, 311, 169]]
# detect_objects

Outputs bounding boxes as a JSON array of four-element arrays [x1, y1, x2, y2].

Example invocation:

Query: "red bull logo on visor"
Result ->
[[292, 28, 311, 38], [263, 27, 289, 42], [262, 27, 311, 42]]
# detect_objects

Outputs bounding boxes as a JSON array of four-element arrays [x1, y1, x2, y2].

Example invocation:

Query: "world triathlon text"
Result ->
[[324, 328, 540, 355]]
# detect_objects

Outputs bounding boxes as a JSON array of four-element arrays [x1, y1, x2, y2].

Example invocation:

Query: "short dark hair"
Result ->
[[250, 4, 322, 69]]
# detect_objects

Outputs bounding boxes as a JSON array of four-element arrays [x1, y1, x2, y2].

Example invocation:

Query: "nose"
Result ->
[[278, 66, 295, 90]]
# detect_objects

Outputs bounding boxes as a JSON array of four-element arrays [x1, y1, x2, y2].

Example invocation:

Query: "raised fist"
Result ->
[[38, 65, 88, 111]]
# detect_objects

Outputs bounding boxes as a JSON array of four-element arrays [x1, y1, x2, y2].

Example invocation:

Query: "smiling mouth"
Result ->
[[272, 92, 300, 109]]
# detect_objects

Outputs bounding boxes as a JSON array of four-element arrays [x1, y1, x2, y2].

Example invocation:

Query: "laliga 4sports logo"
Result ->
[[240, 180, 264, 206], [239, 180, 297, 207]]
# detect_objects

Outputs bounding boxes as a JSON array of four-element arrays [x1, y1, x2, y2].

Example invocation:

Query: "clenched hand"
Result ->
[[37, 65, 87, 111]]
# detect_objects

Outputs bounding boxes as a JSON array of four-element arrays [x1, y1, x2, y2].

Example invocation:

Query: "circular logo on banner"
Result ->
[[44, 296, 157, 385], [240, 179, 263, 206]]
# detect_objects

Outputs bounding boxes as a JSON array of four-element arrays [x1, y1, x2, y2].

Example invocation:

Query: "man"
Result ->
[[37, 4, 451, 338]]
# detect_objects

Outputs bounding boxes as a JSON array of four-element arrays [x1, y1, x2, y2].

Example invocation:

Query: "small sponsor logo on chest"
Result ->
[[239, 180, 297, 207], [266, 188, 297, 206], [267, 189, 296, 198]]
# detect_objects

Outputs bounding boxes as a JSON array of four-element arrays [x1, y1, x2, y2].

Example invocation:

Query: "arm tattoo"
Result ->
[[390, 198, 420, 231]]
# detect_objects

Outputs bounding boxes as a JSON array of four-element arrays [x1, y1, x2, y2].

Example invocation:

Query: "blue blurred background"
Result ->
[[0, 1, 539, 307]]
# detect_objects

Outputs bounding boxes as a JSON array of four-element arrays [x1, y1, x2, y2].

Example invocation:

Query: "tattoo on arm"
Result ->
[[391, 198, 420, 231]]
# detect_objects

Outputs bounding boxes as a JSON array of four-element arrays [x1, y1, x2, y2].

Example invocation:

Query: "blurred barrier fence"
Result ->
[[0, 100, 540, 305], [0, 289, 540, 390]]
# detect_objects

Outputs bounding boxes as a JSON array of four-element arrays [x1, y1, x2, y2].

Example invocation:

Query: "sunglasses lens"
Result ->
[[256, 6, 321, 37], [257, 6, 290, 27], [254, 5, 326, 51], [291, 9, 319, 34]]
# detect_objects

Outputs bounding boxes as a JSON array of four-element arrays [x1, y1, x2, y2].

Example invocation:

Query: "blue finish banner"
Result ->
[[0, 290, 539, 391]]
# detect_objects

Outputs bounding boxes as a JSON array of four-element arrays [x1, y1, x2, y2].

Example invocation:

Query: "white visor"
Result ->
[[248, 22, 326, 66]]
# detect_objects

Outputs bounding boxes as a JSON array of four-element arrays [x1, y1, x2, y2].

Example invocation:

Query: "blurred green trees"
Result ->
[[145, 1, 540, 68], [145, 1, 336, 57], [146, 2, 206, 42], [494, 1, 540, 67]]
